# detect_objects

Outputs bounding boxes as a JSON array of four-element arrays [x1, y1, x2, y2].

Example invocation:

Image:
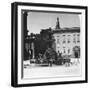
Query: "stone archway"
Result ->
[[73, 46, 80, 58]]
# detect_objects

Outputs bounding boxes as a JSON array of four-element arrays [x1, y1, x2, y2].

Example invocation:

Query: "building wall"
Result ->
[[53, 32, 80, 57]]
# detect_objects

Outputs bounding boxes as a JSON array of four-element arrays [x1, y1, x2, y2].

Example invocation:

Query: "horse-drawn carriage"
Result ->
[[35, 47, 71, 66]]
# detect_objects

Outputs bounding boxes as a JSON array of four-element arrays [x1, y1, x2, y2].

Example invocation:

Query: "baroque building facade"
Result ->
[[52, 17, 80, 58]]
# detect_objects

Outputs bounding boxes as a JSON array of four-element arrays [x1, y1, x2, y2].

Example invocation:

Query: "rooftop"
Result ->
[[52, 27, 80, 33]]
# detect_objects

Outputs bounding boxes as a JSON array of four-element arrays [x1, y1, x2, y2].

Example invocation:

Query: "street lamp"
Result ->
[[28, 34, 36, 61], [31, 36, 35, 59]]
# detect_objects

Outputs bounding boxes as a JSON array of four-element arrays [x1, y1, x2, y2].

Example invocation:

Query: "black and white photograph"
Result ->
[[23, 11, 81, 79], [11, 2, 88, 87]]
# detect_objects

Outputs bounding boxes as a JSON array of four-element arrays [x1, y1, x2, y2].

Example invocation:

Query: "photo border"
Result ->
[[11, 2, 88, 87]]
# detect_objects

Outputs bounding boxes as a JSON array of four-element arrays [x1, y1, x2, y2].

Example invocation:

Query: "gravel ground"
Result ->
[[23, 60, 81, 79]]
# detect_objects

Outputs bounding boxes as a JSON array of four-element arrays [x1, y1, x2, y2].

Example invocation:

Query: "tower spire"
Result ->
[[55, 17, 60, 29]]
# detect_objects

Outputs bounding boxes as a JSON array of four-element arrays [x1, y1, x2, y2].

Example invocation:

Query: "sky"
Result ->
[[27, 11, 80, 34]]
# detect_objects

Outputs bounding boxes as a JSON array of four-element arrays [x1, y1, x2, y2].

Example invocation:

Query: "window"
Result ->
[[63, 35, 66, 43], [73, 38, 76, 43], [73, 34, 76, 43], [63, 40, 66, 43], [77, 34, 80, 43], [57, 36, 60, 37], [64, 49, 65, 53], [63, 47, 65, 53], [63, 35, 65, 36], [67, 35, 71, 43], [73, 34, 75, 36], [68, 40, 70, 43], [68, 49, 70, 54], [57, 39, 60, 44]]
